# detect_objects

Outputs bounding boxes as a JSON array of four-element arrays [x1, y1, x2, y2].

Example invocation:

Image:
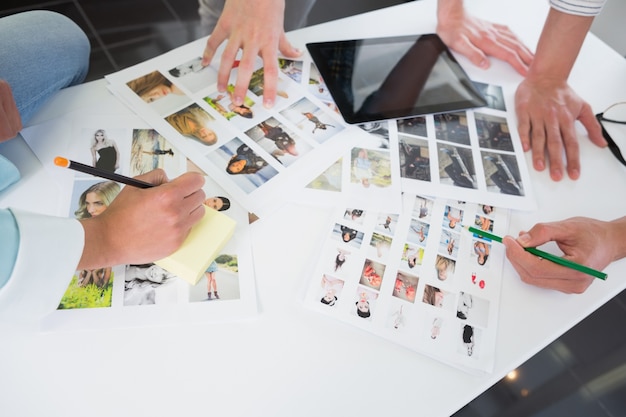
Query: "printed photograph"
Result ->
[[475, 112, 514, 152], [280, 97, 342, 144], [124, 263, 178, 306], [189, 254, 241, 302], [472, 81, 506, 111], [167, 56, 218, 93], [353, 286, 379, 320], [397, 115, 428, 137], [401, 242, 424, 269], [206, 137, 279, 193], [482, 152, 525, 196], [331, 222, 364, 248], [165, 103, 222, 147], [130, 129, 180, 175], [350, 147, 392, 188], [306, 158, 342, 192], [399, 135, 431, 181], [392, 271, 419, 303], [246, 117, 312, 167], [319, 274, 345, 307], [127, 70, 190, 116], [434, 111, 470, 145], [279, 58, 303, 84], [412, 195, 434, 221], [360, 259, 385, 291], [438, 144, 477, 189]]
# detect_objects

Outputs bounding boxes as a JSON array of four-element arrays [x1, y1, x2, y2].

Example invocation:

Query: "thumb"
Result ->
[[453, 38, 490, 70], [502, 235, 528, 262], [579, 103, 607, 148], [278, 33, 302, 59]]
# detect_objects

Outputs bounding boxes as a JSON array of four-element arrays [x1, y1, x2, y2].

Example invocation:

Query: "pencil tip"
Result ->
[[54, 156, 69, 168]]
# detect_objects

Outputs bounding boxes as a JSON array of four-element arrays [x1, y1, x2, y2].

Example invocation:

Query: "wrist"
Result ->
[[77, 217, 118, 270], [607, 217, 626, 262], [437, 0, 464, 23]]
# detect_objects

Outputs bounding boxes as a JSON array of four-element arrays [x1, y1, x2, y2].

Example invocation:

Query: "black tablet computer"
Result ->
[[306, 34, 487, 124]]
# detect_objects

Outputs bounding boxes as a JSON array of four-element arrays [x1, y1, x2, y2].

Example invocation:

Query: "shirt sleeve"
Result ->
[[0, 209, 19, 288], [550, 0, 607, 16], [0, 209, 85, 323], [0, 154, 21, 192]]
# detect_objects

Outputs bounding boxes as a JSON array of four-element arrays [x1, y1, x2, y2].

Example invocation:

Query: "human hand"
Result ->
[[78, 169, 206, 269], [436, 0, 533, 76], [515, 77, 606, 181], [201, 0, 302, 108], [502, 217, 620, 293], [0, 79, 23, 142]]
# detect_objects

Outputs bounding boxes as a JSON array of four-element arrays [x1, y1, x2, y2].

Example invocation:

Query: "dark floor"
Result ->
[[2, 1, 626, 416]]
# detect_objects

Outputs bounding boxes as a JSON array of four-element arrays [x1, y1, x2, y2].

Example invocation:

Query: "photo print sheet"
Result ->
[[282, 60, 404, 212], [21, 115, 257, 330], [397, 81, 536, 210], [294, 61, 535, 211], [302, 193, 509, 374], [104, 38, 373, 218]]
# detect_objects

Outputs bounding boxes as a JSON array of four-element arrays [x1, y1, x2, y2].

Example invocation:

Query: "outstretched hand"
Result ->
[[436, 1, 533, 76], [503, 217, 620, 293], [201, 0, 302, 109], [0, 79, 22, 142], [515, 77, 606, 181], [78, 170, 206, 269]]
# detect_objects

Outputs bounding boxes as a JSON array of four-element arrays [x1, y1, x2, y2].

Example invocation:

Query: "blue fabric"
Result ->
[[0, 154, 20, 192], [0, 10, 90, 124], [0, 209, 19, 289]]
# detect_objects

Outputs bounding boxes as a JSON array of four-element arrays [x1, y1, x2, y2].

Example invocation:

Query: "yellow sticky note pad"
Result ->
[[155, 205, 236, 285]]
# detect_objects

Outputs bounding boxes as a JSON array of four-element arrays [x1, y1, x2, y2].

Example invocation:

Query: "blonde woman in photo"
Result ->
[[91, 129, 119, 172], [166, 105, 217, 145]]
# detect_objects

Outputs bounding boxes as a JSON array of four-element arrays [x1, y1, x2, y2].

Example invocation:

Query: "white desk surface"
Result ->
[[1, 0, 625, 416]]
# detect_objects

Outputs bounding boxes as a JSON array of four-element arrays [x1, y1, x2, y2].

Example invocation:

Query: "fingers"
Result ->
[[217, 39, 241, 94], [167, 171, 206, 200], [579, 102, 607, 148], [503, 236, 593, 294], [0, 80, 23, 142], [260, 50, 279, 108], [278, 33, 302, 59], [134, 168, 169, 186], [202, 27, 227, 67]]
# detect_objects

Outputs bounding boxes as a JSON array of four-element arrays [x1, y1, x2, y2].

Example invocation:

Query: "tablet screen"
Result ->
[[306, 34, 487, 124]]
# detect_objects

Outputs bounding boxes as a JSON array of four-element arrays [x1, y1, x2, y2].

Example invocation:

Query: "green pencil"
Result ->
[[464, 225, 607, 280]]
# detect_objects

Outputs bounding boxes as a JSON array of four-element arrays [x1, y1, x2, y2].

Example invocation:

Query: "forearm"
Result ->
[[526, 8, 594, 81]]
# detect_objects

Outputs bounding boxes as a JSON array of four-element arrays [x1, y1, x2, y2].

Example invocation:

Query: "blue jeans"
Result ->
[[0, 10, 90, 191], [0, 10, 90, 125]]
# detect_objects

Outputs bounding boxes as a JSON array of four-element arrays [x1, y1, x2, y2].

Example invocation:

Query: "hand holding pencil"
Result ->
[[499, 217, 626, 294], [55, 156, 207, 270]]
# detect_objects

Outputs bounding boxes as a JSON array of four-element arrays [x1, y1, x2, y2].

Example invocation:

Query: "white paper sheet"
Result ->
[[302, 194, 509, 374], [22, 114, 258, 330]]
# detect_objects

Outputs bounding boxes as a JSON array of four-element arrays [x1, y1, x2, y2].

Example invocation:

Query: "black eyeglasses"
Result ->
[[595, 102, 626, 166]]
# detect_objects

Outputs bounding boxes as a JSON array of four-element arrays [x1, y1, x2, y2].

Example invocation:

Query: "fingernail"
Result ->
[[234, 96, 243, 106], [517, 233, 531, 245], [479, 59, 489, 69], [263, 98, 274, 109], [535, 160, 544, 171]]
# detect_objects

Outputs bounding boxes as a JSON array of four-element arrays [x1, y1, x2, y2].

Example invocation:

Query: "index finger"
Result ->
[[134, 168, 169, 187], [260, 48, 279, 108], [166, 172, 206, 198], [202, 26, 228, 67]]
